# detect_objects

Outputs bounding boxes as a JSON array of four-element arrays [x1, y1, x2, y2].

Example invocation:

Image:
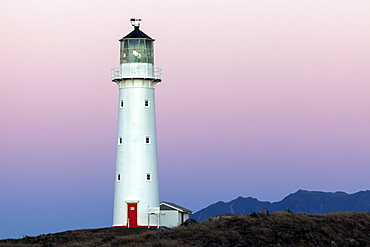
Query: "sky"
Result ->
[[1, 0, 369, 240]]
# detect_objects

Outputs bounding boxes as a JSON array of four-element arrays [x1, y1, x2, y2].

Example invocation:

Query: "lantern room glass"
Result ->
[[120, 39, 154, 64]]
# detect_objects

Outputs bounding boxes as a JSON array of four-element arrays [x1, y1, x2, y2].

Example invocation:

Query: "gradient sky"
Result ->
[[1, 0, 369, 239]]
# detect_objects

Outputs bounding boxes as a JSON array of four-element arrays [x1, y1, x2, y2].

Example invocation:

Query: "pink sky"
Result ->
[[1, 0, 369, 239]]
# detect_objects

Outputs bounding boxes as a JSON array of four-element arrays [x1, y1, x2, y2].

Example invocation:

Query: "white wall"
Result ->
[[160, 210, 180, 227], [113, 78, 160, 227], [160, 210, 191, 227]]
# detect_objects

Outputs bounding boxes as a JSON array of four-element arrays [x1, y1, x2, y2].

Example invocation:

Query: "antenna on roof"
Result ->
[[130, 18, 142, 28]]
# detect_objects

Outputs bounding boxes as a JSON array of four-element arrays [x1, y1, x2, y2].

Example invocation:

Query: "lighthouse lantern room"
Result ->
[[111, 18, 162, 228]]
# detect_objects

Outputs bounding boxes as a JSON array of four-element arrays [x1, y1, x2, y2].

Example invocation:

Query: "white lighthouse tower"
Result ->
[[111, 18, 162, 228]]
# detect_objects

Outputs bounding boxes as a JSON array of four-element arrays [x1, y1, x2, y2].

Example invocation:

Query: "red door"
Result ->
[[127, 203, 138, 227]]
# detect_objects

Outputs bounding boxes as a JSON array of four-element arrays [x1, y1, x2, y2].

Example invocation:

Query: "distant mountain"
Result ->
[[191, 190, 370, 221]]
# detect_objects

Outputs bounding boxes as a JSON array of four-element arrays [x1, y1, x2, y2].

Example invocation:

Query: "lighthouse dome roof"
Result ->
[[119, 27, 154, 41]]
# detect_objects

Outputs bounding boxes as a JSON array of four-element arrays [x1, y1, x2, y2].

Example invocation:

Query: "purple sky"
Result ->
[[1, 0, 369, 239]]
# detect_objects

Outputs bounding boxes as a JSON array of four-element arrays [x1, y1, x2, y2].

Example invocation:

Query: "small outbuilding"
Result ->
[[160, 202, 194, 227]]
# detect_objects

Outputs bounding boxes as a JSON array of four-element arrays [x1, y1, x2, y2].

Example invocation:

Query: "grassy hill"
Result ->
[[1, 211, 369, 247]]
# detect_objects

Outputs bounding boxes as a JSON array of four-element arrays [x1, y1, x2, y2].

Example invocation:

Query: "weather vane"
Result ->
[[130, 18, 142, 28]]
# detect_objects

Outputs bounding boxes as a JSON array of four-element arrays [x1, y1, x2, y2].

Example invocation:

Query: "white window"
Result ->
[[146, 173, 152, 181], [120, 100, 124, 108], [144, 99, 150, 108], [145, 136, 150, 144], [117, 173, 121, 181], [118, 137, 123, 145]]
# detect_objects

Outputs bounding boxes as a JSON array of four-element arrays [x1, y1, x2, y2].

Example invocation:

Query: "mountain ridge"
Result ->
[[191, 190, 370, 221]]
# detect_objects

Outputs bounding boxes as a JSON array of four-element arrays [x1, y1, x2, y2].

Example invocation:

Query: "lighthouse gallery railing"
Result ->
[[111, 66, 162, 81]]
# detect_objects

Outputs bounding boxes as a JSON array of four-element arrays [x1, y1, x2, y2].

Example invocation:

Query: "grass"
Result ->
[[1, 211, 369, 246]]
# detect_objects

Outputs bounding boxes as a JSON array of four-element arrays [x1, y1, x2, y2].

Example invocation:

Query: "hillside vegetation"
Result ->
[[1, 211, 369, 247]]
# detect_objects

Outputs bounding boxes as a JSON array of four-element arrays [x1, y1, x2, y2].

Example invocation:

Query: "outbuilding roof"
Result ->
[[160, 201, 194, 214], [119, 26, 154, 41]]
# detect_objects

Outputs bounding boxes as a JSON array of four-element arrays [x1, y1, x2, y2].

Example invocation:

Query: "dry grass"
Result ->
[[1, 211, 370, 247]]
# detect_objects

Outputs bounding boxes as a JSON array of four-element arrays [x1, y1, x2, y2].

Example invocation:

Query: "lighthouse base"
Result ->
[[111, 225, 159, 229]]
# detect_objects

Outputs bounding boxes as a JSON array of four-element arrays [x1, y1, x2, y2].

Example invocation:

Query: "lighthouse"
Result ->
[[111, 18, 162, 228]]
